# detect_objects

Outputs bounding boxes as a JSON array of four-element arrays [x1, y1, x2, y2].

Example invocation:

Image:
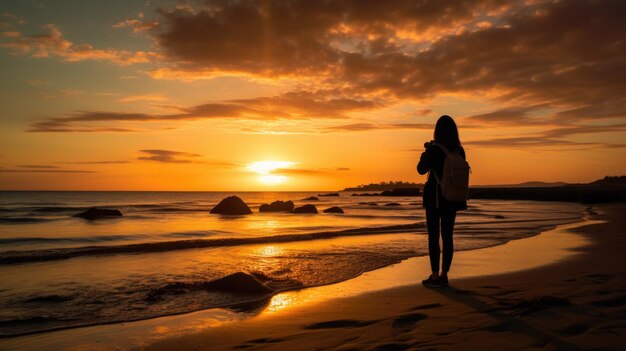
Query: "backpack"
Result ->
[[431, 143, 470, 203]]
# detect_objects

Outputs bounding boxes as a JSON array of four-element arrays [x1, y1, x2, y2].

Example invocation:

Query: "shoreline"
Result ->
[[1, 205, 612, 350], [147, 204, 624, 351]]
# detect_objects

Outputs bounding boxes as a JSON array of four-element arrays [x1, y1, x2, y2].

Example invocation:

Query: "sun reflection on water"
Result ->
[[256, 245, 283, 257]]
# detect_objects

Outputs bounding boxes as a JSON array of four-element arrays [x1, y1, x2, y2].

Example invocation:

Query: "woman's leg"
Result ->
[[425, 207, 441, 276], [441, 210, 457, 274]]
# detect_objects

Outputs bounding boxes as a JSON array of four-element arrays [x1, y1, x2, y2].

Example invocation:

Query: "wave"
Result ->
[[0, 234, 145, 245], [30, 206, 85, 213], [0, 223, 424, 265], [0, 218, 52, 224]]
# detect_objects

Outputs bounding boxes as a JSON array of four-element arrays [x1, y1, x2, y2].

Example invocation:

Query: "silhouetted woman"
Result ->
[[417, 115, 467, 287]]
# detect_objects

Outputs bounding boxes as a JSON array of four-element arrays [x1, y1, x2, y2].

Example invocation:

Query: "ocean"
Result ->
[[0, 191, 585, 336]]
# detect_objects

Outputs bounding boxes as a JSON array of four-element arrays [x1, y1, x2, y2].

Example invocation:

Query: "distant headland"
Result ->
[[342, 181, 422, 192], [341, 176, 626, 204]]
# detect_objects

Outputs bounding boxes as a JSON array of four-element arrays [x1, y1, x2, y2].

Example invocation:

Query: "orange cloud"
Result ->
[[27, 90, 382, 132], [1, 24, 157, 65]]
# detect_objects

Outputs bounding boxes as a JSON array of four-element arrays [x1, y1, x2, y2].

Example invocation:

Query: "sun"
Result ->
[[247, 161, 295, 185]]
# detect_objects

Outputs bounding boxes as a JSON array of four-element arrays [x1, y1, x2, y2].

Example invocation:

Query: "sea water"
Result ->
[[0, 191, 584, 336]]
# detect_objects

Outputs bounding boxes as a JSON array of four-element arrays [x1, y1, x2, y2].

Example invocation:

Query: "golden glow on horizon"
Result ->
[[248, 161, 295, 185]]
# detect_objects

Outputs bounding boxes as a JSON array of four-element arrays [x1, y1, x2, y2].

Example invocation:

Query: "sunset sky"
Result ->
[[1, 0, 625, 191]]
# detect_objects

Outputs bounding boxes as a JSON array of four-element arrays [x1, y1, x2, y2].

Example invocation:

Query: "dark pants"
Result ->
[[426, 207, 457, 273]]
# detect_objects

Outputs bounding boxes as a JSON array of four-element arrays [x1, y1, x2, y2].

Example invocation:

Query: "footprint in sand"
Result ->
[[392, 313, 428, 329], [367, 342, 412, 351], [590, 295, 626, 307], [304, 319, 380, 329], [559, 323, 591, 336], [234, 337, 286, 349], [408, 303, 443, 311]]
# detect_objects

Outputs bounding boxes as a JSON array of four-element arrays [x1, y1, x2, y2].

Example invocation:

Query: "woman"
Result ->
[[417, 115, 467, 288]]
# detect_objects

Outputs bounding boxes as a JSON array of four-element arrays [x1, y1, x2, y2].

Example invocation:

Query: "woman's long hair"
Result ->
[[434, 115, 461, 150]]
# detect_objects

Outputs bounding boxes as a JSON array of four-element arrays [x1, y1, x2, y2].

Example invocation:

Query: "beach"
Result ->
[[0, 203, 623, 350], [143, 204, 625, 351]]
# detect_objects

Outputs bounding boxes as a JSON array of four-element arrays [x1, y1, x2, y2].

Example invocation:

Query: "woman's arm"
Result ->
[[417, 147, 431, 175]]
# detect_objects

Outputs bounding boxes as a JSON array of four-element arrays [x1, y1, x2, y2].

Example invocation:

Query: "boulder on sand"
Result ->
[[204, 272, 273, 294], [303, 196, 319, 201], [293, 204, 318, 214], [323, 206, 344, 214], [73, 207, 122, 220], [210, 196, 252, 215], [259, 200, 295, 212]]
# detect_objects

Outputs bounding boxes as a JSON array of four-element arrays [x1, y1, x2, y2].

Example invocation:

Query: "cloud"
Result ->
[[0, 24, 157, 65], [112, 18, 159, 34], [464, 136, 626, 149], [19, 164, 60, 169], [0, 168, 95, 173], [465, 123, 626, 149], [323, 122, 433, 132], [6, 0, 626, 147], [273, 168, 326, 175], [28, 90, 381, 132], [463, 105, 551, 126], [137, 149, 202, 163], [118, 94, 169, 103], [150, 0, 626, 125], [153, 0, 506, 77], [58, 160, 131, 164]]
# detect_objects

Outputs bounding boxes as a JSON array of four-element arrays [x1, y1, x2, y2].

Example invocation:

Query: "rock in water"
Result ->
[[204, 272, 273, 294], [318, 193, 340, 197], [210, 196, 252, 215], [73, 208, 122, 220], [384, 202, 401, 206], [293, 204, 318, 214], [303, 196, 319, 201], [259, 200, 295, 212], [323, 206, 344, 213]]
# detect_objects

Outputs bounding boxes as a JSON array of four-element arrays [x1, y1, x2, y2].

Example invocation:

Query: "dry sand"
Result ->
[[147, 204, 625, 351]]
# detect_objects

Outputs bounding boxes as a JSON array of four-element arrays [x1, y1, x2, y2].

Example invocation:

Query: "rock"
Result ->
[[318, 193, 340, 197], [204, 272, 273, 294], [293, 204, 318, 214], [210, 196, 252, 215], [384, 203, 401, 206], [379, 188, 421, 196], [303, 196, 319, 201], [259, 200, 295, 212], [368, 202, 379, 206], [494, 215, 505, 219], [323, 206, 344, 213], [73, 208, 122, 220], [351, 188, 421, 197]]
